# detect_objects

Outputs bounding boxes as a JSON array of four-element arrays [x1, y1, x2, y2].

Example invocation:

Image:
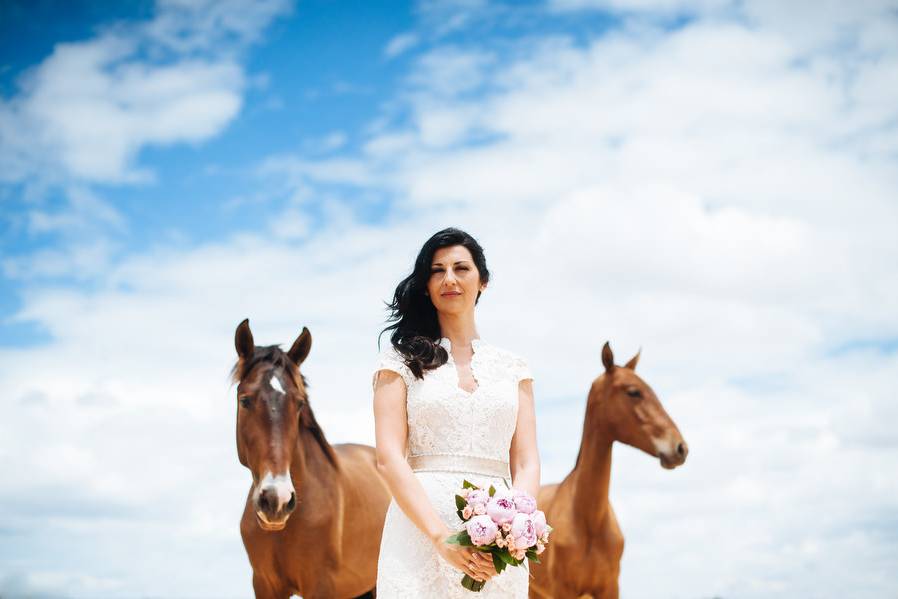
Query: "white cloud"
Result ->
[[4, 42, 241, 186], [384, 32, 420, 58], [548, 0, 732, 16], [0, 0, 291, 276], [147, 0, 292, 53]]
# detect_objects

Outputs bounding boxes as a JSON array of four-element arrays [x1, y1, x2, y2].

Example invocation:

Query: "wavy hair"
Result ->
[[378, 227, 490, 379]]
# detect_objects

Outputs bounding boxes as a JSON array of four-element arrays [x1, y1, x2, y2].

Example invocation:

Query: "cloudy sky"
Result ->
[[1, 0, 896, 597]]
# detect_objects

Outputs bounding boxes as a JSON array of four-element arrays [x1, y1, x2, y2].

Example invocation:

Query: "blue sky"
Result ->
[[0, 0, 624, 347], [1, 1, 897, 598]]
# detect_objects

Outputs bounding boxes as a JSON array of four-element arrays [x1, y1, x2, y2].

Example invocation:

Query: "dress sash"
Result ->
[[407, 453, 511, 479]]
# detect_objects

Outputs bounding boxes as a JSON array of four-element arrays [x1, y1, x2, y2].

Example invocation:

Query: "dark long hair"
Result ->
[[378, 227, 490, 379]]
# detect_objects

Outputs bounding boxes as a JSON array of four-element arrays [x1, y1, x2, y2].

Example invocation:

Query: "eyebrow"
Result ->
[[431, 260, 471, 267]]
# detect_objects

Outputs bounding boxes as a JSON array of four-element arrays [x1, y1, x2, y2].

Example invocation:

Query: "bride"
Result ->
[[372, 227, 539, 598]]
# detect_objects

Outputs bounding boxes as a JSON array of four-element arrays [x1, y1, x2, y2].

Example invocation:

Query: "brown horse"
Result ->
[[529, 342, 688, 599], [231, 319, 391, 599]]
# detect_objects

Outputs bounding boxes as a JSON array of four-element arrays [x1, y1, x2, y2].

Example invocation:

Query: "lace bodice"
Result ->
[[373, 337, 533, 463]]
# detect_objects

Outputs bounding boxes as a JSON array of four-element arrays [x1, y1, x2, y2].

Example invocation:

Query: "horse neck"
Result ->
[[289, 405, 339, 484], [571, 391, 614, 531]]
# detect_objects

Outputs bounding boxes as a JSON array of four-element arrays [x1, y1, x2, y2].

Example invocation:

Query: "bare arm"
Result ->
[[373, 369, 447, 543], [509, 378, 540, 498]]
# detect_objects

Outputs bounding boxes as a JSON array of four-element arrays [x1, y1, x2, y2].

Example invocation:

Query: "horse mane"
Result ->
[[231, 345, 339, 469]]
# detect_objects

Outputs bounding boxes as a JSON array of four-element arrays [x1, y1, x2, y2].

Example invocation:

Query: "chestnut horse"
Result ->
[[529, 342, 688, 599], [231, 319, 391, 598]]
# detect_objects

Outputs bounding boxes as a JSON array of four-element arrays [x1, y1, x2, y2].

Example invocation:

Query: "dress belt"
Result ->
[[407, 454, 511, 479]]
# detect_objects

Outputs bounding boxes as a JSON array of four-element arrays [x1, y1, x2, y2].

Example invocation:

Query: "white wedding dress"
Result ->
[[373, 337, 533, 598]]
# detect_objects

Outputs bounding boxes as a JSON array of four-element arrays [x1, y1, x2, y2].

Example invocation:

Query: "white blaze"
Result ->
[[270, 374, 285, 394]]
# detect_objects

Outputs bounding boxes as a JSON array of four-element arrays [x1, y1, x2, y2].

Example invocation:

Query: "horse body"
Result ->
[[233, 320, 390, 599], [530, 343, 687, 599], [241, 443, 389, 598]]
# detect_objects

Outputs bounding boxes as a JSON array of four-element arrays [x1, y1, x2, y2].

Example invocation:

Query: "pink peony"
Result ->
[[510, 513, 538, 549], [473, 503, 486, 516], [531, 510, 547, 537], [466, 515, 499, 546], [511, 489, 537, 514], [486, 491, 517, 524], [466, 488, 490, 507]]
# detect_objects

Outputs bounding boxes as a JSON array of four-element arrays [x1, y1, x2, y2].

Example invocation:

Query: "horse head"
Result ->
[[231, 318, 312, 531], [589, 341, 688, 469]]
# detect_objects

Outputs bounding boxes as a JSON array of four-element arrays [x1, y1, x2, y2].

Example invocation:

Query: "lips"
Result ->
[[441, 291, 461, 296], [256, 511, 288, 531]]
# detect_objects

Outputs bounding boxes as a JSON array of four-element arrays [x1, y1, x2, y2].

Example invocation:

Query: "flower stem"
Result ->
[[461, 574, 486, 592]]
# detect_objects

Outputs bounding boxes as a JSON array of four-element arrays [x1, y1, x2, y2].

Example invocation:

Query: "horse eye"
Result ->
[[626, 388, 642, 399], [239, 396, 251, 408]]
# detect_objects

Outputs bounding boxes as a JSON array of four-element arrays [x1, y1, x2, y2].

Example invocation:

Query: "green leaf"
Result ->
[[445, 531, 473, 546], [525, 549, 541, 564], [462, 480, 477, 489], [445, 530, 473, 546], [491, 551, 507, 573], [497, 549, 516, 566], [457, 509, 465, 520], [455, 494, 467, 511], [488, 484, 496, 497]]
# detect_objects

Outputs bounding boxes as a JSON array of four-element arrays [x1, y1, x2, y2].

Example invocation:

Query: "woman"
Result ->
[[372, 227, 540, 597]]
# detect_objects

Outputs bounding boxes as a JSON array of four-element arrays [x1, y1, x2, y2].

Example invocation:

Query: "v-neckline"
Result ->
[[439, 337, 482, 396]]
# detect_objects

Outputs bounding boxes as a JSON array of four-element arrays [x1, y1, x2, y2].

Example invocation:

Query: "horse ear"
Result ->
[[235, 318, 254, 359], [624, 347, 641, 371], [602, 341, 615, 373], [288, 326, 312, 365]]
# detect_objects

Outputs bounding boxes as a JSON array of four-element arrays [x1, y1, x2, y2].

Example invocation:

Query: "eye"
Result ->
[[626, 388, 642, 399], [239, 395, 252, 408]]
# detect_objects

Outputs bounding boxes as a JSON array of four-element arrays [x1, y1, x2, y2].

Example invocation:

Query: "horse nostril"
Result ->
[[258, 488, 272, 513], [676, 442, 688, 458], [286, 492, 296, 513]]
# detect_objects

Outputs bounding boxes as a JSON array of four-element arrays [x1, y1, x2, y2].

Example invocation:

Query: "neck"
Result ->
[[437, 312, 479, 348], [290, 425, 337, 485], [571, 399, 614, 531]]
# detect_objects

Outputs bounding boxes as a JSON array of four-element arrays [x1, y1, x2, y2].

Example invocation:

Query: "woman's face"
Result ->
[[426, 245, 484, 316]]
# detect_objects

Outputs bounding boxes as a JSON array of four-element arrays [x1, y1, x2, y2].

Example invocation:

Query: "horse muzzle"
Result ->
[[253, 472, 297, 531], [659, 439, 688, 469]]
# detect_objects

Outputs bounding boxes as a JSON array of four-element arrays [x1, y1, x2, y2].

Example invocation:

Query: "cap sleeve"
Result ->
[[511, 353, 533, 385], [373, 346, 416, 391]]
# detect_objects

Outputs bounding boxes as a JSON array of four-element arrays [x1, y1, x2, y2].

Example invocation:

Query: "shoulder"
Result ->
[[481, 340, 528, 363], [373, 344, 416, 389], [481, 342, 533, 382]]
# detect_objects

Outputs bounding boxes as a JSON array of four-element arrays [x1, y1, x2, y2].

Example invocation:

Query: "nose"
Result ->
[[257, 486, 296, 517], [254, 472, 297, 523], [676, 441, 688, 461]]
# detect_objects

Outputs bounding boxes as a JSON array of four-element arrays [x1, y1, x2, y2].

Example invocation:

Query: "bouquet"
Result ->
[[445, 480, 552, 592]]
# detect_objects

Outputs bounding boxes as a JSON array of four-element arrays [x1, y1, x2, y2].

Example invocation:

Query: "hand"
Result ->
[[432, 529, 498, 582]]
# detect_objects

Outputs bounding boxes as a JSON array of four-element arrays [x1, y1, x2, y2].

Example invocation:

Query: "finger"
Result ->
[[471, 560, 491, 578], [467, 560, 483, 581]]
